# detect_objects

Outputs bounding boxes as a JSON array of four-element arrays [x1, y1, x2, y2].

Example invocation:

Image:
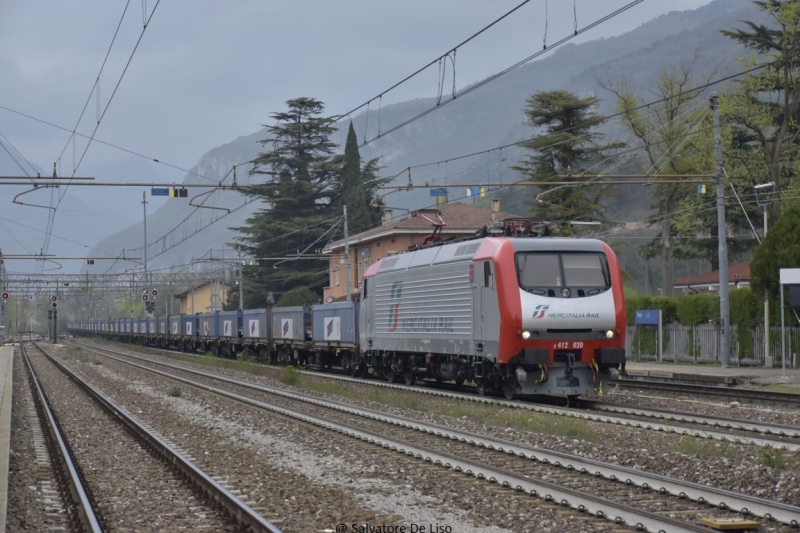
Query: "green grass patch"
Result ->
[[668, 435, 734, 458], [761, 384, 800, 395], [758, 447, 794, 469], [277, 365, 301, 385], [302, 379, 349, 396], [168, 386, 182, 398]]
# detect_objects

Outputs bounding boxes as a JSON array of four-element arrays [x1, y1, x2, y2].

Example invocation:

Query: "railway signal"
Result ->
[[51, 295, 57, 302], [152, 289, 158, 300], [142, 294, 149, 302], [1, 292, 7, 300], [51, 301, 58, 308]]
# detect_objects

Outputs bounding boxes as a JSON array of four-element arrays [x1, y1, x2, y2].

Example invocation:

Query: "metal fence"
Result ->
[[625, 324, 800, 367]]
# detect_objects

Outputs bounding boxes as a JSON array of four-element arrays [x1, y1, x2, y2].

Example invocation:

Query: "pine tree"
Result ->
[[512, 90, 623, 229], [722, 0, 800, 223], [232, 97, 339, 308]]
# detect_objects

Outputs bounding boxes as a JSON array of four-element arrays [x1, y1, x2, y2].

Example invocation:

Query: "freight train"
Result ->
[[69, 229, 626, 399]]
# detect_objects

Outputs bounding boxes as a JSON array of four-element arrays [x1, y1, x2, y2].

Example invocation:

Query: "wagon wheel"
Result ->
[[503, 378, 517, 400], [385, 369, 397, 383], [403, 368, 415, 386], [476, 380, 487, 397], [454, 377, 465, 386]]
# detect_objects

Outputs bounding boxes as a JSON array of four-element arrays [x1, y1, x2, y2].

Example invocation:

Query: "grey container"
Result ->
[[271, 306, 307, 344], [157, 317, 168, 335], [217, 310, 238, 338], [198, 312, 218, 338], [169, 315, 182, 336], [242, 308, 267, 340], [312, 302, 359, 346]]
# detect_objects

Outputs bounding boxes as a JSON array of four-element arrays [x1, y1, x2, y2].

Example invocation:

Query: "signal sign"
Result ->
[[1, 292, 7, 300], [152, 290, 158, 297], [51, 302, 58, 309], [142, 294, 149, 302], [51, 295, 57, 302]]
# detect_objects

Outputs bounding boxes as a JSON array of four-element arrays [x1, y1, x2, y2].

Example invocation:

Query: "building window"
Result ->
[[335, 266, 340, 286], [376, 242, 381, 247], [357, 261, 364, 286]]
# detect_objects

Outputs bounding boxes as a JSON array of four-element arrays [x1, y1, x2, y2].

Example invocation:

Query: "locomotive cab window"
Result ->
[[483, 261, 492, 288], [516, 252, 609, 295]]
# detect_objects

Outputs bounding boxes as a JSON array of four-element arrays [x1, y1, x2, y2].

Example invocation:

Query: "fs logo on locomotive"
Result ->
[[387, 281, 403, 332], [532, 304, 549, 319]]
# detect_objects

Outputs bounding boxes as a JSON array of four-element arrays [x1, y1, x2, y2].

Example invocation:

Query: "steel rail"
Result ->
[[20, 342, 103, 533], [614, 378, 800, 405], [584, 402, 800, 439], [30, 342, 283, 533], [289, 368, 800, 450], [74, 342, 800, 527], [71, 339, 800, 450], [74, 346, 713, 533]]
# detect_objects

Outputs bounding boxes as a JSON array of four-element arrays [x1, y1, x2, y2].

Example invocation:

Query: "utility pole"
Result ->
[[238, 248, 244, 310], [344, 206, 352, 304], [142, 191, 149, 318], [711, 93, 731, 367], [755, 181, 774, 366]]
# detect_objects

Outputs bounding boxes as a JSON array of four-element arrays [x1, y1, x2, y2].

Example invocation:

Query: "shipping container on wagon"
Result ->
[[157, 316, 168, 335], [125, 318, 132, 334], [217, 310, 238, 339], [242, 308, 267, 340], [138, 318, 147, 335], [181, 314, 198, 337], [148, 317, 157, 335], [312, 302, 359, 346], [271, 306, 308, 344], [198, 312, 218, 338], [169, 315, 181, 336]]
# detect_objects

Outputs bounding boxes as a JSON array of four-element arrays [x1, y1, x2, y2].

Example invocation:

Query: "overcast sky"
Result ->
[[0, 0, 715, 272], [1, 0, 714, 176]]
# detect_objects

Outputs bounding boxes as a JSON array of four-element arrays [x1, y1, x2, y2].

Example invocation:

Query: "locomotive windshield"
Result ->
[[516, 252, 609, 294]]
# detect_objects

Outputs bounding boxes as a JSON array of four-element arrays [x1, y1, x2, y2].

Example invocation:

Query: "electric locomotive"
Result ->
[[358, 229, 625, 399]]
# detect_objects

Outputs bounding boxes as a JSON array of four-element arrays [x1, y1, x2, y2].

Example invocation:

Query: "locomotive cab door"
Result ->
[[473, 261, 494, 355]]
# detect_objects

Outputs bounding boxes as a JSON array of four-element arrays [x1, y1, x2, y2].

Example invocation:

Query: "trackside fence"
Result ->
[[625, 325, 800, 367]]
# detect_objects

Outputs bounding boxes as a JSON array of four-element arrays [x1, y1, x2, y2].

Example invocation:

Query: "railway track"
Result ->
[[75, 339, 800, 450], [19, 342, 101, 532], [68, 340, 800, 531], [24, 341, 284, 533], [613, 378, 800, 405]]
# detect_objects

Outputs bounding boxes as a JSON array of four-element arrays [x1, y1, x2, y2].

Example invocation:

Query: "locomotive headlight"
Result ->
[[605, 330, 614, 339], [521, 330, 531, 340], [561, 288, 571, 297]]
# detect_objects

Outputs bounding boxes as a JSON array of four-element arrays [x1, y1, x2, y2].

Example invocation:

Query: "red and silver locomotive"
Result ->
[[358, 228, 626, 399]]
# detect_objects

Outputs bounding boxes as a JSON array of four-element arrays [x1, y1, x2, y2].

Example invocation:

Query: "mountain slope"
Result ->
[[94, 0, 758, 274]]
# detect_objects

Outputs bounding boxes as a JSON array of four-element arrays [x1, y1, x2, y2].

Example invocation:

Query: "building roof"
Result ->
[[673, 262, 751, 288], [324, 202, 517, 252]]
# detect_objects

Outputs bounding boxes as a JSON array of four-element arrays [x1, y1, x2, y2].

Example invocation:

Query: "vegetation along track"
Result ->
[[614, 378, 800, 406], [25, 341, 283, 533], [81, 340, 800, 451], [69, 339, 800, 531]]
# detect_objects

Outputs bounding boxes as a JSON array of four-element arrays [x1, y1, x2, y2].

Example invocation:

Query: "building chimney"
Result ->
[[383, 209, 393, 225], [435, 193, 448, 206]]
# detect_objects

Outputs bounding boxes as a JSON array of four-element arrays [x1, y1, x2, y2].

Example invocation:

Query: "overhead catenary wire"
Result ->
[[358, 1, 643, 147]]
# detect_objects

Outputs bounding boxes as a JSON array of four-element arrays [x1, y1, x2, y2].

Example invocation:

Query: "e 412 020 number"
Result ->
[[554, 341, 583, 349]]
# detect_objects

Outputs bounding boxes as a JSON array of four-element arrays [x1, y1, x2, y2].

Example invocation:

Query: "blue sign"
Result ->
[[635, 309, 660, 325], [151, 188, 169, 196], [430, 188, 447, 197]]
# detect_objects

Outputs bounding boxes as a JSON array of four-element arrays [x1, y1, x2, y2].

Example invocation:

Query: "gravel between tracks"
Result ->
[[7, 350, 56, 532], [74, 340, 800, 523], [26, 349, 238, 532], [53, 342, 650, 533]]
